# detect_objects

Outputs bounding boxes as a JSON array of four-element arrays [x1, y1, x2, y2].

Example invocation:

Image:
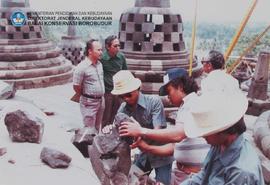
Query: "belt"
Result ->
[[176, 162, 201, 174], [82, 94, 102, 99]]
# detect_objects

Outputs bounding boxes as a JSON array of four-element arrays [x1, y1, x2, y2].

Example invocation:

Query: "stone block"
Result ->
[[88, 113, 132, 185], [162, 23, 173, 33], [6, 25, 15, 33], [133, 32, 144, 42], [171, 32, 180, 42], [33, 25, 41, 32], [163, 42, 173, 51], [119, 32, 126, 42], [0, 80, 16, 99], [171, 15, 179, 23], [72, 127, 97, 157], [126, 22, 135, 33], [40, 147, 72, 168], [120, 13, 128, 23], [4, 110, 44, 143], [178, 23, 183, 33], [142, 22, 155, 33], [13, 32, 23, 39], [134, 14, 145, 23], [21, 25, 30, 32], [124, 41, 133, 51], [142, 42, 153, 52], [151, 32, 164, 43]]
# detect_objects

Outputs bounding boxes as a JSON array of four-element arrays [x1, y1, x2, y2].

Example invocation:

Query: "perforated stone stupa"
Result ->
[[0, 0, 73, 89], [119, 0, 201, 94], [59, 13, 85, 66]]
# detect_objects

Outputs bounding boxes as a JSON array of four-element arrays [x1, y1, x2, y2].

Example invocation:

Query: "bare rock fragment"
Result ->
[[89, 113, 132, 185], [72, 127, 97, 157], [4, 110, 44, 143], [40, 147, 72, 169], [0, 147, 7, 156]]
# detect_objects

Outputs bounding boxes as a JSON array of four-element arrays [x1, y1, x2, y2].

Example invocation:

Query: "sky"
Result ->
[[28, 0, 269, 24]]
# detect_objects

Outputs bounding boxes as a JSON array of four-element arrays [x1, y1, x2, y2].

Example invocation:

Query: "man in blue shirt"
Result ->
[[181, 89, 265, 185], [111, 70, 174, 185]]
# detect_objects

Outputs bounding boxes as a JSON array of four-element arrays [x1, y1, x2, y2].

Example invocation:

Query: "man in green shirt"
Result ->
[[101, 35, 128, 128]]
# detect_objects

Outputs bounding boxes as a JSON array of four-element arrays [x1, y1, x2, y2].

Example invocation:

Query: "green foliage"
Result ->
[[183, 22, 270, 57], [41, 20, 269, 57]]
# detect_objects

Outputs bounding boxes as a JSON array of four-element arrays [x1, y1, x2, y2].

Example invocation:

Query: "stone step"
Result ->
[[126, 58, 198, 71], [0, 48, 61, 61], [0, 38, 48, 45], [0, 56, 66, 70], [4, 70, 73, 89], [0, 42, 55, 53], [0, 60, 73, 79], [124, 51, 189, 60]]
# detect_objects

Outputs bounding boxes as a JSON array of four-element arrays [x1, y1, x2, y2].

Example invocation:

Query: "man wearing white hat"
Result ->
[[111, 70, 174, 185], [181, 90, 265, 185]]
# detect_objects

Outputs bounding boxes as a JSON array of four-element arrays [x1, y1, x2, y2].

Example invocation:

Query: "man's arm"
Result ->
[[119, 120, 186, 143], [131, 138, 175, 156]]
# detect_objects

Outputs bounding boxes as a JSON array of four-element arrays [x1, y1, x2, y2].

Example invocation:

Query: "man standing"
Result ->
[[200, 50, 239, 93], [111, 70, 174, 185], [101, 35, 127, 128], [73, 39, 105, 132]]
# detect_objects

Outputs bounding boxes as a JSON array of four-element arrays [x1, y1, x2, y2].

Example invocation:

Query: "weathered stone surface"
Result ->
[[72, 127, 97, 157], [40, 147, 72, 168], [253, 110, 270, 157], [119, 0, 201, 94], [248, 51, 269, 101], [59, 13, 85, 66], [0, 147, 7, 157], [89, 113, 132, 185], [0, 81, 16, 99], [0, 100, 99, 185], [0, 1, 73, 89], [4, 110, 44, 143]]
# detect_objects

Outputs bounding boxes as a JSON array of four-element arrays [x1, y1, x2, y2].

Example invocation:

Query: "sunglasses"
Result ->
[[119, 92, 132, 99], [112, 44, 120, 48]]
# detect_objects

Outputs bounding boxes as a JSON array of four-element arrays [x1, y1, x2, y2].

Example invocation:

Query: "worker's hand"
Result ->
[[130, 137, 149, 152], [101, 124, 114, 135], [119, 117, 142, 137]]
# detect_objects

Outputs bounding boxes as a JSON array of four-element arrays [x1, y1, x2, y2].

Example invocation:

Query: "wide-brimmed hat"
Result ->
[[184, 90, 248, 138], [111, 70, 141, 95], [159, 68, 188, 96]]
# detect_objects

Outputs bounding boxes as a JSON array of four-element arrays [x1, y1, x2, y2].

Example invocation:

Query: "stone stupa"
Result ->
[[59, 13, 85, 66], [0, 0, 73, 89], [119, 0, 201, 94]]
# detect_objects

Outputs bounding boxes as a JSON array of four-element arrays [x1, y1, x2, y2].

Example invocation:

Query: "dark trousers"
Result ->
[[102, 92, 122, 128]]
